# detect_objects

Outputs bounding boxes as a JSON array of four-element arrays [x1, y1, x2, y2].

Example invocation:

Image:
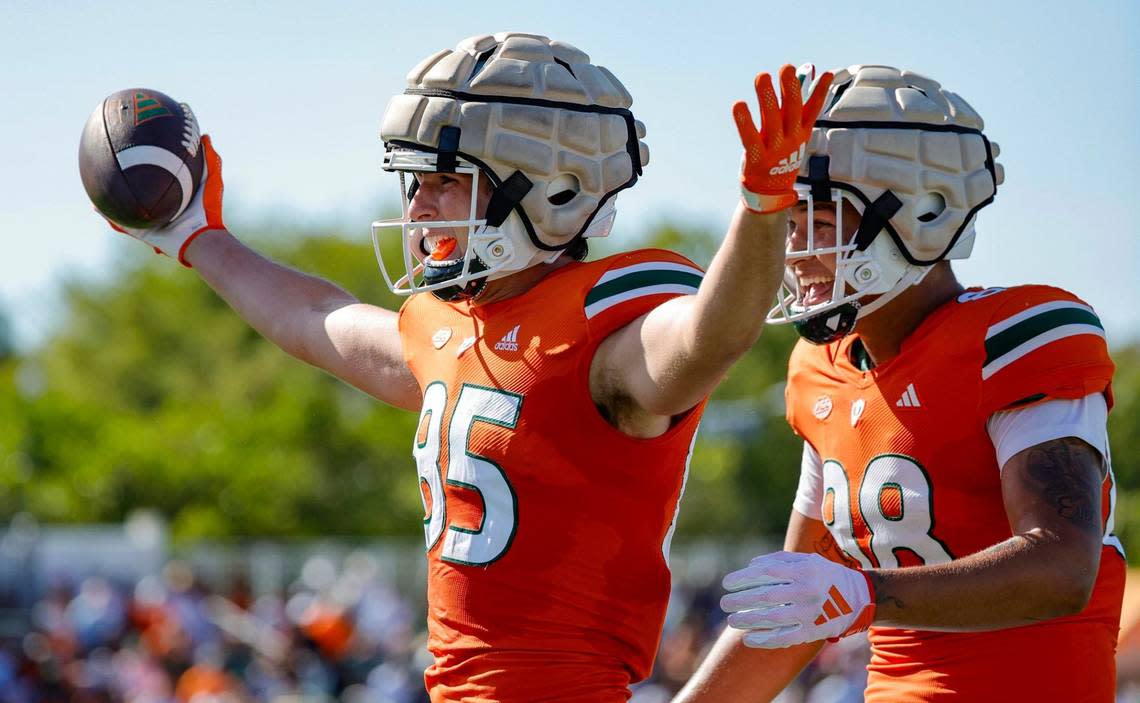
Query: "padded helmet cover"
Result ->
[[380, 32, 649, 250], [802, 65, 1004, 264]]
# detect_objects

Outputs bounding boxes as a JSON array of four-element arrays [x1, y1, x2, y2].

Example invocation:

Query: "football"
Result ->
[[79, 88, 203, 229]]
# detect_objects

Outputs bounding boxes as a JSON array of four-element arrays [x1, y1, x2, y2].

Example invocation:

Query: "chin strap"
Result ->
[[794, 301, 861, 345], [426, 256, 489, 302]]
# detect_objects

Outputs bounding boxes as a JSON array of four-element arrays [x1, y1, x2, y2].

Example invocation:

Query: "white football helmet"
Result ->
[[372, 32, 649, 301], [768, 65, 1004, 343]]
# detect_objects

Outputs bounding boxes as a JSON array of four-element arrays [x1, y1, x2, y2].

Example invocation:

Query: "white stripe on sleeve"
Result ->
[[792, 441, 824, 520], [986, 393, 1109, 471]]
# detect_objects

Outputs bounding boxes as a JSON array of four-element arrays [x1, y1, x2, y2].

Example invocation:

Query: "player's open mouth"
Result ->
[[797, 273, 834, 307], [429, 236, 457, 261], [422, 234, 462, 263]]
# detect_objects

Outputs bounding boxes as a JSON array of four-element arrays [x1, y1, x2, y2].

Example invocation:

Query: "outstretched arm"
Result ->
[[592, 66, 833, 418], [108, 135, 421, 412], [186, 231, 421, 412]]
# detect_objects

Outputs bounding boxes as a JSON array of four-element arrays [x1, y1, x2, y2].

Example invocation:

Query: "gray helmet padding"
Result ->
[[802, 65, 1004, 264], [381, 33, 648, 249]]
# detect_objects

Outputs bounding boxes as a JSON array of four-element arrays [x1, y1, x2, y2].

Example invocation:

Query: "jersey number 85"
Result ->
[[414, 382, 520, 566]]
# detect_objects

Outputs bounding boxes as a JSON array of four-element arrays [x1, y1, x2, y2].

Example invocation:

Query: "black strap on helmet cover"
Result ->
[[801, 153, 903, 251], [401, 87, 643, 251], [852, 191, 903, 251], [807, 156, 831, 203], [436, 126, 461, 173], [485, 171, 533, 228]]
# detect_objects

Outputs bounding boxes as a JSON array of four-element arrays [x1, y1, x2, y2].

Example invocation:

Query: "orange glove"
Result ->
[[105, 134, 226, 267], [734, 64, 833, 214]]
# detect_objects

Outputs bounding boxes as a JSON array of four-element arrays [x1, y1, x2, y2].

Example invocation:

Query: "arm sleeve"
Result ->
[[985, 392, 1109, 471], [792, 441, 824, 519]]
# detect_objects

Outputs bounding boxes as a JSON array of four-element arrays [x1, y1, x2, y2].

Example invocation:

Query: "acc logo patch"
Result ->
[[850, 398, 866, 427], [812, 395, 833, 420], [431, 327, 453, 349]]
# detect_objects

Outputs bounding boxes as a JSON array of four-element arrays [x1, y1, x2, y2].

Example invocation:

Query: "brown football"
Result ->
[[79, 88, 203, 229]]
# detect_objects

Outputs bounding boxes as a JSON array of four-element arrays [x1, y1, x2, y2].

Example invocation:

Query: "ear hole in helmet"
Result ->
[[546, 173, 580, 206], [827, 80, 853, 111], [470, 48, 496, 80], [553, 57, 576, 78], [916, 192, 946, 223]]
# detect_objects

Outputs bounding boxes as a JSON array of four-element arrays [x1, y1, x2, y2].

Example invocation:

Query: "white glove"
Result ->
[[106, 134, 225, 267], [720, 551, 875, 648]]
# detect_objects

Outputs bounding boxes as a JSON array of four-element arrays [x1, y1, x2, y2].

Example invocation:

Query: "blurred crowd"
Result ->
[[0, 551, 872, 703]]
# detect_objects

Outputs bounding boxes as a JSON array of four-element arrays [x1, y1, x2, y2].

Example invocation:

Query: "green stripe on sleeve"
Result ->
[[983, 307, 1102, 365], [585, 269, 703, 308]]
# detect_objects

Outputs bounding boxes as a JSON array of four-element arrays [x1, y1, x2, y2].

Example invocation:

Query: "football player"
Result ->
[[675, 65, 1122, 702], [103, 33, 832, 701]]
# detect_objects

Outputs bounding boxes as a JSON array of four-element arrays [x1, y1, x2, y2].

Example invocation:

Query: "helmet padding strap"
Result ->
[[853, 191, 902, 251], [808, 155, 832, 203], [435, 126, 461, 173], [485, 170, 533, 228]]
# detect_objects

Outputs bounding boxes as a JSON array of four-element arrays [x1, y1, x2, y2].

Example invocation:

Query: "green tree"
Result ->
[[0, 319, 32, 519], [0, 309, 12, 362], [5, 222, 1138, 558], [15, 232, 422, 539], [1105, 343, 1140, 557]]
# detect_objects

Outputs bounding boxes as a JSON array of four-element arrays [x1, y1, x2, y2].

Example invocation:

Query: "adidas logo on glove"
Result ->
[[814, 585, 855, 625], [769, 144, 806, 175]]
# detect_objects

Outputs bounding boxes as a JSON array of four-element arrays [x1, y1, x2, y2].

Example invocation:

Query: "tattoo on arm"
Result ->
[[866, 571, 905, 610], [812, 530, 861, 569], [1021, 437, 1104, 537]]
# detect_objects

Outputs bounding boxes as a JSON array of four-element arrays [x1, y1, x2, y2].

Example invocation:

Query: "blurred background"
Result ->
[[1, 1, 1137, 701]]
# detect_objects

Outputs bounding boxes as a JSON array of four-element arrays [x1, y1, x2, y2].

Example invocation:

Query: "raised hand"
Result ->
[[105, 135, 226, 267], [721, 550, 874, 648], [734, 64, 833, 214]]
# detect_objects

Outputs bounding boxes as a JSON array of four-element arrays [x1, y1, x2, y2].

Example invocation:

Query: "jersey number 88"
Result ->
[[822, 454, 954, 569]]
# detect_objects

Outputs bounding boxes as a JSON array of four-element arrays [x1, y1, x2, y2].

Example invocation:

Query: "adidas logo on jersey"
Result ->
[[768, 144, 806, 175], [813, 585, 854, 626], [895, 383, 921, 408], [494, 325, 521, 352]]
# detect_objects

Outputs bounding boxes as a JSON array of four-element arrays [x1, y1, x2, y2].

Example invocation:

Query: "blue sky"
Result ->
[[2, 0, 1137, 348]]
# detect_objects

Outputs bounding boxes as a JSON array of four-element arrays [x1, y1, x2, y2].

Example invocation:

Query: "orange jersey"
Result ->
[[398, 249, 706, 702], [785, 285, 1122, 702]]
